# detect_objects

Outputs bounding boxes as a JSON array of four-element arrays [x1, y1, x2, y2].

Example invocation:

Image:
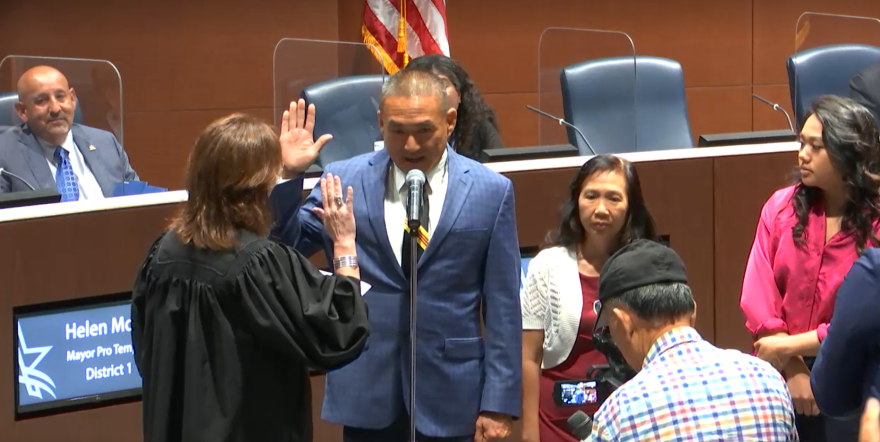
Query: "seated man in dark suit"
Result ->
[[850, 61, 880, 130], [0, 66, 138, 201]]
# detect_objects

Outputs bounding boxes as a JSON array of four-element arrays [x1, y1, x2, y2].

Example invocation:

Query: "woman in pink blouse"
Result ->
[[741, 95, 880, 442]]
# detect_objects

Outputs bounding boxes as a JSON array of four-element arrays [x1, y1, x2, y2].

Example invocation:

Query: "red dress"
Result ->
[[538, 274, 607, 442]]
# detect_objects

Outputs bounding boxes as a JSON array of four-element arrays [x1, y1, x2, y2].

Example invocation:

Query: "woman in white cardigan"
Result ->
[[520, 155, 658, 442]]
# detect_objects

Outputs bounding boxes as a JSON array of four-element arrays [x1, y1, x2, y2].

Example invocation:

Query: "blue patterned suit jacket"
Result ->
[[270, 147, 522, 437]]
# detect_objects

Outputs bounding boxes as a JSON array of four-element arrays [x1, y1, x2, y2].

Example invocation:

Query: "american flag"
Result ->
[[362, 0, 450, 74]]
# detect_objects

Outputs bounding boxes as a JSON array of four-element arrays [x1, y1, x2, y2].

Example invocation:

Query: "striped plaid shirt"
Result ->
[[590, 327, 798, 442]]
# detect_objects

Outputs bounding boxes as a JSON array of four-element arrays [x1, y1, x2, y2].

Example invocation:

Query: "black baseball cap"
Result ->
[[592, 239, 688, 330]]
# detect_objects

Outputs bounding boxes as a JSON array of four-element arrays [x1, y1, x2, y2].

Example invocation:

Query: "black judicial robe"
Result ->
[[131, 229, 369, 442]]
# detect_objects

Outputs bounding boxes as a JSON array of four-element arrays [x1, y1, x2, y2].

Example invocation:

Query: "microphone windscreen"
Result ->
[[566, 410, 593, 441], [405, 169, 426, 185]]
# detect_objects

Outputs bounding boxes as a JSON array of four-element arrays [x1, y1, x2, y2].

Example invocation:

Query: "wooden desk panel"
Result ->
[[635, 159, 716, 341], [713, 152, 797, 352], [0, 204, 178, 441]]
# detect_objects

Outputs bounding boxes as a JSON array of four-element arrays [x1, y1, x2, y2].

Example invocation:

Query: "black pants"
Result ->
[[796, 413, 860, 442], [342, 411, 473, 442], [795, 414, 825, 442]]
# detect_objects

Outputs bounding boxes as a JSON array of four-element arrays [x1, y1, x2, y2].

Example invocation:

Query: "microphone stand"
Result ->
[[407, 220, 420, 442], [751, 94, 795, 133], [525, 105, 597, 155], [0, 168, 36, 191]]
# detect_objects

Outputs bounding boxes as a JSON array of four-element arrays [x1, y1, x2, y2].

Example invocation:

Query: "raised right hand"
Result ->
[[279, 99, 332, 176]]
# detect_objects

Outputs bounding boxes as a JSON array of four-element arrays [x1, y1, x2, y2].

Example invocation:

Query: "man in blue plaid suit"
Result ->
[[271, 69, 522, 442]]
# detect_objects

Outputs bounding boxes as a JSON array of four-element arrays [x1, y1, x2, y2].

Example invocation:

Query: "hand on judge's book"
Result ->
[[280, 99, 332, 177]]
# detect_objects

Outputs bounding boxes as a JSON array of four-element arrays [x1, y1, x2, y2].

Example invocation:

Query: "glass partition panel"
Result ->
[[0, 56, 123, 142], [273, 39, 386, 166], [792, 13, 880, 128], [538, 28, 636, 155]]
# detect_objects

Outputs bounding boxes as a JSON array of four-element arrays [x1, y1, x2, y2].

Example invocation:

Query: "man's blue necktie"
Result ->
[[54, 147, 79, 202]]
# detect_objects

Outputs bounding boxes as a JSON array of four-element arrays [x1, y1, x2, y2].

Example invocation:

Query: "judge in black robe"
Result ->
[[131, 108, 367, 442]]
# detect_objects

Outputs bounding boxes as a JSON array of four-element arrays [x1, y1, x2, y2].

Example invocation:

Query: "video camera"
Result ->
[[557, 327, 638, 440], [558, 363, 632, 441]]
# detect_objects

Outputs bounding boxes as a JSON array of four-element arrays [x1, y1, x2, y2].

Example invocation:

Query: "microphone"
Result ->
[[405, 169, 426, 229], [0, 168, 36, 191], [751, 94, 795, 133], [567, 410, 593, 441], [526, 105, 597, 155]]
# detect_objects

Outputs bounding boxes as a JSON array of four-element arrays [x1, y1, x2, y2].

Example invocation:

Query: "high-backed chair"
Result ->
[[0, 93, 20, 126], [787, 44, 880, 129], [0, 91, 84, 127], [561, 56, 693, 155], [300, 75, 384, 167]]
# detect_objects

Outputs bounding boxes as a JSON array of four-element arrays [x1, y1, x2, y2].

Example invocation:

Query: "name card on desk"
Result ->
[[112, 181, 167, 197]]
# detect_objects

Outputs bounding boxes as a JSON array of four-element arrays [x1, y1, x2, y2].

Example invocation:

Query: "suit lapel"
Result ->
[[71, 125, 112, 196], [362, 149, 404, 279], [18, 127, 56, 189], [420, 149, 472, 267]]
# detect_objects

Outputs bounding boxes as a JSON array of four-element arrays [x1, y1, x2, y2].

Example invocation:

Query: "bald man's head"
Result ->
[[15, 66, 77, 145]]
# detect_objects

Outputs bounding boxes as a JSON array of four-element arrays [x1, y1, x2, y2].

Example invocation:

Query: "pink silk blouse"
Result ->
[[741, 186, 878, 342]]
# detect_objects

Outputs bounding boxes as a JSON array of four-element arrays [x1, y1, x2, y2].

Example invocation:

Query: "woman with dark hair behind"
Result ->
[[520, 154, 657, 442], [741, 95, 880, 442], [132, 101, 369, 442], [406, 54, 503, 160]]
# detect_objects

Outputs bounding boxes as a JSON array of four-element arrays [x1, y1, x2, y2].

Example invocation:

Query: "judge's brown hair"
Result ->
[[171, 113, 282, 250]]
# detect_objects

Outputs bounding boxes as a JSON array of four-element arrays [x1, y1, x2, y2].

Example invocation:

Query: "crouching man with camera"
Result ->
[[586, 240, 799, 441]]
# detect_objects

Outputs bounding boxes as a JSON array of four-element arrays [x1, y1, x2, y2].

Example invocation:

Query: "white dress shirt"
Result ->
[[38, 130, 105, 200], [384, 150, 449, 266]]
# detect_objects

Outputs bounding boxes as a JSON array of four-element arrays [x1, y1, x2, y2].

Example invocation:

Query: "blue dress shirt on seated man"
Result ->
[[270, 70, 522, 442], [0, 66, 138, 200], [811, 248, 880, 429]]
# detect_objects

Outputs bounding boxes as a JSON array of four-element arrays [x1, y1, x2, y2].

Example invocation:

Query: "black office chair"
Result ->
[[560, 56, 693, 154], [787, 44, 880, 129], [0, 91, 84, 126], [300, 75, 385, 167]]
